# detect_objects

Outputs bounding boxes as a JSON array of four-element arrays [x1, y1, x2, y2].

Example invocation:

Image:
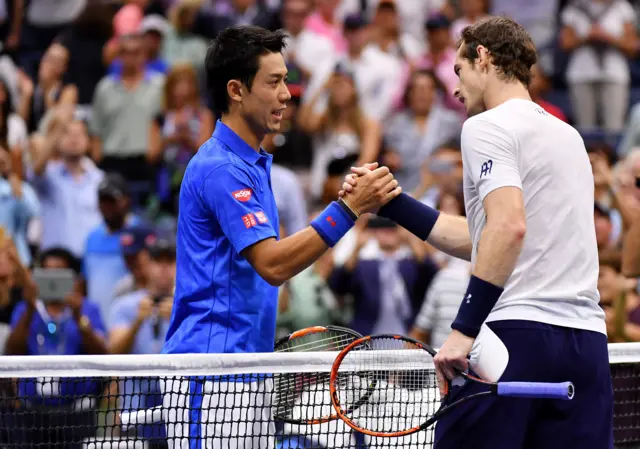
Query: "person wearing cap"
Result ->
[[112, 225, 157, 300], [108, 236, 176, 444], [83, 173, 144, 320], [303, 12, 403, 122], [108, 15, 170, 78]]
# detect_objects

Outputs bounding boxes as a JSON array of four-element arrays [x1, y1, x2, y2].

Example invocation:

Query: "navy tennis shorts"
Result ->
[[434, 320, 614, 449]]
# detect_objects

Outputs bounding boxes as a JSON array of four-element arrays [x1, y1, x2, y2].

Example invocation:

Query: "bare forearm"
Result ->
[[428, 214, 472, 261], [109, 321, 143, 354], [622, 219, 640, 277], [472, 222, 525, 287], [5, 307, 34, 355], [248, 227, 329, 286], [77, 318, 109, 355]]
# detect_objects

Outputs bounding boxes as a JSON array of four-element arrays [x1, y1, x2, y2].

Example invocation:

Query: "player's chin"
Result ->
[[265, 117, 282, 133]]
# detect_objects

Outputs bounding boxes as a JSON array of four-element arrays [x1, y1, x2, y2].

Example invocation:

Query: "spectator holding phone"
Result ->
[[3, 247, 107, 449], [108, 237, 176, 445]]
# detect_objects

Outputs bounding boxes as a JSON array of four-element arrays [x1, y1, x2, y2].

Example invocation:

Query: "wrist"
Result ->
[[451, 275, 504, 338], [310, 201, 356, 247], [338, 197, 359, 220]]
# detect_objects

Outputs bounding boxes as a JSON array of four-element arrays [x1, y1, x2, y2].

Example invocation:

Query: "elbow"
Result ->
[[261, 267, 288, 287], [493, 218, 526, 244]]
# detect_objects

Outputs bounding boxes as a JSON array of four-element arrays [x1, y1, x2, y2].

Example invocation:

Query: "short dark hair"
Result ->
[[39, 247, 81, 275], [458, 17, 537, 87], [205, 26, 288, 116]]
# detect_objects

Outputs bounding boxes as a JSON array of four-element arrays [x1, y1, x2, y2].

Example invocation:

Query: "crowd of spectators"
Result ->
[[0, 0, 640, 446]]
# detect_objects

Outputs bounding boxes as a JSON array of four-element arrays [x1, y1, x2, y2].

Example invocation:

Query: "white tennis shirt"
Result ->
[[461, 98, 606, 335]]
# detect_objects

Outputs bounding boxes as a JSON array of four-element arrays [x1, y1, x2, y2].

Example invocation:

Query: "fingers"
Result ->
[[383, 186, 402, 204], [350, 162, 379, 175], [366, 166, 391, 180]]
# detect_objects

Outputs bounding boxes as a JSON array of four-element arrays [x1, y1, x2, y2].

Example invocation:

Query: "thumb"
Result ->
[[351, 165, 372, 176]]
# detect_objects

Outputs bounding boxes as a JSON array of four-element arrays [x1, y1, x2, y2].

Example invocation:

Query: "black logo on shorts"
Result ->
[[480, 160, 493, 178]]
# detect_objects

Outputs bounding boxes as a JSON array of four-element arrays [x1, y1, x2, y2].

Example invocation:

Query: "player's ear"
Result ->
[[476, 45, 490, 71], [227, 79, 243, 104]]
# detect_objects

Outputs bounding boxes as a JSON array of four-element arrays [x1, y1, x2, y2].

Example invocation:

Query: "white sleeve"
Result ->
[[461, 117, 521, 203], [414, 281, 439, 332]]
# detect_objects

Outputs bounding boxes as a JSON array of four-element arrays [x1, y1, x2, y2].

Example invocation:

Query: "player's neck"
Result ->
[[221, 115, 264, 152], [483, 80, 532, 111]]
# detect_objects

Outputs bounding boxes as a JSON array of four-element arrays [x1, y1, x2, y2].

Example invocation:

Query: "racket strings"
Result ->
[[334, 337, 440, 434], [273, 329, 363, 422]]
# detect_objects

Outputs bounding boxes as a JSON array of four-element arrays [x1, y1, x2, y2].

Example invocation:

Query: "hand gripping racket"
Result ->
[[329, 334, 574, 438], [273, 326, 376, 424]]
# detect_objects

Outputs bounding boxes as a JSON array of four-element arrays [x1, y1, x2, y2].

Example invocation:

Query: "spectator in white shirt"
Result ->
[[451, 0, 490, 42], [560, 0, 639, 132]]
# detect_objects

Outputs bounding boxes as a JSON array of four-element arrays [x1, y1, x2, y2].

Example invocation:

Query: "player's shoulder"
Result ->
[[461, 109, 514, 146], [184, 136, 249, 184]]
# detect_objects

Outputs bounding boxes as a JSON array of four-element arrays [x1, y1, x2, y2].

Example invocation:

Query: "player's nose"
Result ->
[[454, 88, 461, 98], [280, 85, 292, 103]]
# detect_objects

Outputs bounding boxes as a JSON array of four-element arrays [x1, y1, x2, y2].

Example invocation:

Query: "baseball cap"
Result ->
[[286, 62, 305, 98], [139, 14, 170, 36], [425, 13, 451, 30], [98, 173, 130, 200], [344, 13, 368, 31], [120, 225, 157, 256], [147, 237, 177, 260]]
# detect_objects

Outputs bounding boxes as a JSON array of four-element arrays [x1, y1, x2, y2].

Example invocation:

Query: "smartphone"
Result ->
[[33, 268, 75, 302]]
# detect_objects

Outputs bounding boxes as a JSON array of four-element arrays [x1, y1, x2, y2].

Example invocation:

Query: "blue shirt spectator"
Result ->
[[84, 173, 142, 318], [163, 121, 280, 355]]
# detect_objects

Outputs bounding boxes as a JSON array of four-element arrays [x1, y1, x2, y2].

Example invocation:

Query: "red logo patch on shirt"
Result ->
[[232, 189, 253, 202], [242, 213, 257, 229], [255, 211, 268, 224]]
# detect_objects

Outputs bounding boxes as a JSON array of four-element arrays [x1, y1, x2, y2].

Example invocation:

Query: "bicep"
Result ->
[[482, 186, 526, 227]]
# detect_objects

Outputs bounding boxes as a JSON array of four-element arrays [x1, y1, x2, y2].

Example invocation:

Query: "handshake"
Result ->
[[338, 162, 402, 216]]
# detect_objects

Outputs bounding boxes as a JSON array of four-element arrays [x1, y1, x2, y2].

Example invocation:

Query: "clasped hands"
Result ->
[[338, 162, 402, 216]]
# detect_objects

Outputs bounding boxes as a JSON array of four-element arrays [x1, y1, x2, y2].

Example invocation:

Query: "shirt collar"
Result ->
[[212, 120, 271, 166]]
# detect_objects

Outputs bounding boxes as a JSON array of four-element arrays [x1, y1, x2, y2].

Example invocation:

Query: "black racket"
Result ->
[[330, 334, 574, 438]]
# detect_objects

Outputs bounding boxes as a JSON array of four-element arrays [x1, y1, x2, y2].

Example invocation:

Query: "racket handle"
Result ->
[[496, 381, 575, 400]]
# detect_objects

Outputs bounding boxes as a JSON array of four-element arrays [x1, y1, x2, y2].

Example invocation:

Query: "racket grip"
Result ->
[[496, 381, 575, 400]]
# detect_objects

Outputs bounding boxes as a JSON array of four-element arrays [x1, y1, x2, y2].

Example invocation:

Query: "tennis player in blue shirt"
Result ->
[[160, 25, 400, 449]]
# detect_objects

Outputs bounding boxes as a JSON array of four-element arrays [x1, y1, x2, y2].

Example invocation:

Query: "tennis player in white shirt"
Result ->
[[341, 16, 613, 449]]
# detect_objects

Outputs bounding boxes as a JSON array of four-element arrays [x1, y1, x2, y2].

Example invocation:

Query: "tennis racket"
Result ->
[[329, 334, 575, 438], [272, 325, 376, 425]]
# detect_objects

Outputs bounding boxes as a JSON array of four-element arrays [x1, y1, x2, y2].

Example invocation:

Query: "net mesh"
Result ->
[[0, 343, 636, 449]]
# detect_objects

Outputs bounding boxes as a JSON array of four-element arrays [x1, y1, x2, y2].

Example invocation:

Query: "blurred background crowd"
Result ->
[[0, 0, 640, 445]]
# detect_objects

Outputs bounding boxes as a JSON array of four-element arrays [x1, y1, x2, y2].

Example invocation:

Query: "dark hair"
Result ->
[[39, 247, 81, 275], [71, 2, 114, 41], [205, 26, 288, 116], [0, 77, 13, 148], [457, 17, 537, 86]]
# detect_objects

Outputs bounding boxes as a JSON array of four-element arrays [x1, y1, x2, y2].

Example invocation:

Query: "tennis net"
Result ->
[[0, 343, 636, 449]]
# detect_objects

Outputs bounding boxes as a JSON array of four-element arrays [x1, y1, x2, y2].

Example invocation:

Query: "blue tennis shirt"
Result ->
[[163, 121, 280, 354]]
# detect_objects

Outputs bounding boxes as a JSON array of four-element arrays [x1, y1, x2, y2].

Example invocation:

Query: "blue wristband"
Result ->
[[310, 201, 355, 247], [378, 193, 440, 241], [451, 275, 504, 338]]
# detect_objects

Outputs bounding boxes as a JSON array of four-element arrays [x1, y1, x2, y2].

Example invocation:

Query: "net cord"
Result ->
[[0, 343, 635, 378]]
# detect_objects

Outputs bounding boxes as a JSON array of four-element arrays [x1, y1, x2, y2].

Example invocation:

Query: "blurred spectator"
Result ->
[[280, 0, 334, 79], [529, 63, 568, 122], [595, 202, 620, 260], [299, 63, 381, 200], [109, 15, 171, 78], [1, 0, 22, 53], [0, 234, 36, 352], [382, 69, 461, 193], [304, 0, 348, 54], [599, 255, 640, 342], [0, 142, 39, 265], [90, 33, 163, 200], [270, 162, 308, 235], [108, 238, 176, 444], [415, 14, 464, 116], [18, 43, 77, 135], [559, 0, 638, 132], [29, 117, 103, 258], [56, 3, 114, 119], [277, 207, 341, 335], [148, 63, 214, 218], [5, 247, 106, 449], [0, 76, 27, 158], [450, 0, 489, 42], [17, 0, 85, 81], [370, 0, 424, 64], [329, 216, 439, 336], [114, 225, 156, 299], [303, 12, 404, 122], [109, 238, 175, 355], [84, 173, 144, 319], [162, 0, 208, 74], [413, 141, 464, 209], [410, 257, 471, 347]]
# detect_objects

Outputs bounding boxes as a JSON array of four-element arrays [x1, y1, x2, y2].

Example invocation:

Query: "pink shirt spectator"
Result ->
[[304, 12, 347, 54]]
